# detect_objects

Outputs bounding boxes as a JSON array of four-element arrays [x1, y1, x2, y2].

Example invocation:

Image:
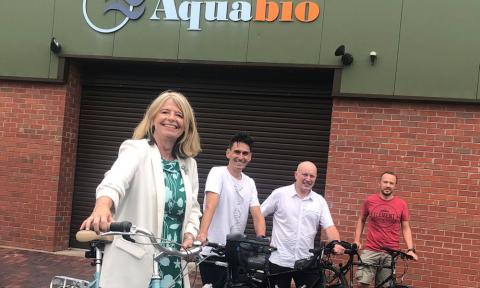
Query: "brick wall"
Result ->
[[1, 67, 479, 286], [325, 97, 480, 288], [0, 65, 81, 251]]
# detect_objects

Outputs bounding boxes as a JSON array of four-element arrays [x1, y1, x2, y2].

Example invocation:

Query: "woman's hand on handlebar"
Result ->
[[181, 233, 195, 249], [80, 196, 113, 233]]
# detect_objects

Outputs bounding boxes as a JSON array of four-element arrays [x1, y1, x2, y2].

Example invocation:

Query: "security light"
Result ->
[[334, 45, 353, 66], [50, 37, 61, 54]]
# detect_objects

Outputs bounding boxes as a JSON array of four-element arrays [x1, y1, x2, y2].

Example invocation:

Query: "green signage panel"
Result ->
[[178, 0, 250, 62], [247, 0, 325, 64], [477, 67, 480, 101], [1, 0, 480, 103], [114, 0, 181, 59], [0, 1, 55, 79], [396, 0, 480, 100], [53, 0, 115, 57], [320, 0, 402, 96]]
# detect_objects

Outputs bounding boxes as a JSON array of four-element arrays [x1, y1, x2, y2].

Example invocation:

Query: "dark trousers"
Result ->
[[268, 261, 320, 288], [199, 255, 228, 288]]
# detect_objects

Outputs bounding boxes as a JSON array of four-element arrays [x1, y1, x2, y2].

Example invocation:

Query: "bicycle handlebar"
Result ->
[[109, 221, 132, 232], [343, 243, 358, 256], [205, 241, 224, 249], [98, 221, 203, 259], [76, 230, 114, 242], [309, 241, 335, 255], [204, 241, 226, 256], [380, 246, 414, 261], [308, 240, 354, 256]]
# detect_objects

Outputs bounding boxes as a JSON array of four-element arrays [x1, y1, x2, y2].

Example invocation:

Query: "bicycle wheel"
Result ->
[[318, 265, 347, 288]]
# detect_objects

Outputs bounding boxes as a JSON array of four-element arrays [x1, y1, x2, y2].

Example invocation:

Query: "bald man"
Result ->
[[261, 161, 344, 288]]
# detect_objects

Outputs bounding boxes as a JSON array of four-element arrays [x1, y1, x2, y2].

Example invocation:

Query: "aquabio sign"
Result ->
[[83, 0, 320, 33]]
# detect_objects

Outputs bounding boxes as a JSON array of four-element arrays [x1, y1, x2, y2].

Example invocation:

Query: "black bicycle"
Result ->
[[293, 240, 348, 288], [200, 234, 274, 287], [200, 235, 347, 288], [337, 243, 414, 288]]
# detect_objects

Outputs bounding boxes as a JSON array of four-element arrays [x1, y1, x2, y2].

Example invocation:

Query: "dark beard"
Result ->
[[381, 189, 392, 196]]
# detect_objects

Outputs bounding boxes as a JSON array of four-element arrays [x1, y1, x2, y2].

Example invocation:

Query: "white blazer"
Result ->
[[96, 139, 201, 288]]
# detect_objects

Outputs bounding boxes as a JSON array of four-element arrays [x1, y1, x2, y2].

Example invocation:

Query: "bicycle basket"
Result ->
[[225, 233, 272, 283], [294, 256, 317, 271], [50, 276, 89, 288]]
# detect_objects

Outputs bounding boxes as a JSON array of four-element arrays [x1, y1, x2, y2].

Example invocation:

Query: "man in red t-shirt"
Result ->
[[354, 172, 418, 287]]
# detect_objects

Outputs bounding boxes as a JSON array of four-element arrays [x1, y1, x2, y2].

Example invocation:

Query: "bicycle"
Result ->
[[200, 235, 347, 288], [337, 243, 414, 288], [293, 240, 348, 288], [199, 233, 274, 288], [50, 221, 202, 288]]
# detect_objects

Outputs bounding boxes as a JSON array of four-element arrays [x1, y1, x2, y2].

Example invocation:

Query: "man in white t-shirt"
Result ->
[[198, 132, 266, 288], [261, 161, 344, 288]]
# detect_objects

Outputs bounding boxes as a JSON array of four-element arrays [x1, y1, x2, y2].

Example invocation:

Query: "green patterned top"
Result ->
[[160, 159, 186, 288]]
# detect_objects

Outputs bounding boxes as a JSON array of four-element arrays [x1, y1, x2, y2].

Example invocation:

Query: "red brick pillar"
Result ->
[[0, 64, 81, 251]]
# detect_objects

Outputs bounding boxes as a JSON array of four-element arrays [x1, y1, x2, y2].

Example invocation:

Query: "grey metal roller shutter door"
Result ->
[[70, 61, 333, 247]]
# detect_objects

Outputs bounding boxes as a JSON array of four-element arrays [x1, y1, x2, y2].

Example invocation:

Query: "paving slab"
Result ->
[[0, 246, 204, 288]]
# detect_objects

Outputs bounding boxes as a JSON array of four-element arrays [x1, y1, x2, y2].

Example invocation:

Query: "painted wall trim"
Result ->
[[334, 92, 480, 104]]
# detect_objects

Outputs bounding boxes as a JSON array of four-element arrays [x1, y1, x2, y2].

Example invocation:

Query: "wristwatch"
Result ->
[[406, 248, 416, 253]]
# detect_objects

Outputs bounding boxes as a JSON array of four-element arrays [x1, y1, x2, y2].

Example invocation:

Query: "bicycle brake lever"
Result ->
[[122, 234, 136, 243]]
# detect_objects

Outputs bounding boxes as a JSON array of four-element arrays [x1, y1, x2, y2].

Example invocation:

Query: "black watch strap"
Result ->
[[407, 248, 416, 253]]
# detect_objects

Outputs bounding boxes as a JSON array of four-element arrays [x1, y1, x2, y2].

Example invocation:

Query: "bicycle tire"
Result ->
[[315, 264, 347, 288]]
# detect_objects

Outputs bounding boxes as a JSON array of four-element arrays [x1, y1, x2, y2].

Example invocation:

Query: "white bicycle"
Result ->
[[50, 221, 202, 288]]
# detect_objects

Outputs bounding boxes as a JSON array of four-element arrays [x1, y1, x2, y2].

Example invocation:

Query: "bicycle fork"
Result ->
[[149, 251, 164, 288], [88, 244, 103, 288], [92, 247, 102, 288]]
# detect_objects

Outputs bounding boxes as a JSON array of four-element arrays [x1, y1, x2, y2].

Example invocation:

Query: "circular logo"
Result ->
[[82, 0, 145, 34]]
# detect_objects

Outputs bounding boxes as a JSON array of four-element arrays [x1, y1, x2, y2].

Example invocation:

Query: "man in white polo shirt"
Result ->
[[261, 161, 344, 288], [197, 131, 266, 288]]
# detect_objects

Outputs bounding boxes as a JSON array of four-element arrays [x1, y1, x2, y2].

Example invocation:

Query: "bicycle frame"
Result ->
[[87, 240, 103, 288], [149, 250, 187, 288], [200, 255, 277, 288], [201, 238, 274, 288], [340, 245, 412, 288], [373, 247, 411, 288], [374, 257, 398, 288], [201, 239, 347, 288], [50, 222, 202, 288], [295, 242, 347, 288], [102, 223, 202, 288], [49, 236, 106, 288]]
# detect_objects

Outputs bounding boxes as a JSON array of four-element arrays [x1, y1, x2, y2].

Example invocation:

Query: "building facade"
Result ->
[[1, 1, 479, 287]]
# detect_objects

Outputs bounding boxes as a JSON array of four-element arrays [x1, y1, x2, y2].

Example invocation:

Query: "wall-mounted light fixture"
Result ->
[[334, 45, 353, 66], [50, 37, 61, 54], [369, 51, 377, 65]]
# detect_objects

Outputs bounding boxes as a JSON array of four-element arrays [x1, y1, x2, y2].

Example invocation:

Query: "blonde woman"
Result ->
[[81, 90, 202, 288]]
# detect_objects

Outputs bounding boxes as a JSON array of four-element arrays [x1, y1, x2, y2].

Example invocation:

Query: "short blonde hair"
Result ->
[[133, 90, 201, 158]]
